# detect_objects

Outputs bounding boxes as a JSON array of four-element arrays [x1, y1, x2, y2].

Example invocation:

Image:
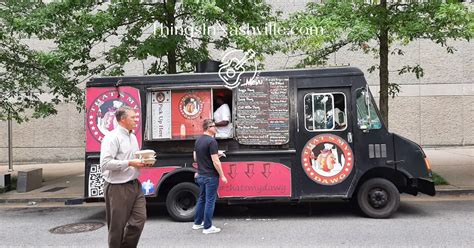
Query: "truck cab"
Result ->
[[84, 67, 435, 220]]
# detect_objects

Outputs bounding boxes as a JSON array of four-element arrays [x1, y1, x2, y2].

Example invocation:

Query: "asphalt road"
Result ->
[[1, 195, 473, 247]]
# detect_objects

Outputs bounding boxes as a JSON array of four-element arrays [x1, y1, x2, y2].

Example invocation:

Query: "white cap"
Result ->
[[113, 100, 123, 108], [324, 143, 333, 150]]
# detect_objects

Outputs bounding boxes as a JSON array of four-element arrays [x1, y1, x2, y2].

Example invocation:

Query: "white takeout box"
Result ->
[[218, 150, 226, 158], [141, 158, 156, 165], [135, 150, 157, 165], [134, 149, 156, 159]]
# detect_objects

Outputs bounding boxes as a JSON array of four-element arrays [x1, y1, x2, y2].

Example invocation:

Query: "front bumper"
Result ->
[[409, 177, 436, 196]]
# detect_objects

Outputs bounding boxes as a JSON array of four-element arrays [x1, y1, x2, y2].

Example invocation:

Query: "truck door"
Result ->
[[295, 88, 356, 197], [352, 86, 395, 174]]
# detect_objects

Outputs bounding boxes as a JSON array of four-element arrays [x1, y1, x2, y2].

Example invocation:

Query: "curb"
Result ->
[[0, 197, 81, 204], [435, 189, 474, 196], [2, 189, 474, 205]]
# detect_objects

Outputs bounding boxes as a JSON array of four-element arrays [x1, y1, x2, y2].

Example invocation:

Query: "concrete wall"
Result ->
[[338, 39, 474, 147], [0, 104, 85, 163], [1, 1, 473, 163]]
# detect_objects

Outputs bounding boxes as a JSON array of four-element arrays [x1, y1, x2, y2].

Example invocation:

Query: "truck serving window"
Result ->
[[213, 89, 233, 139], [304, 93, 347, 132], [356, 88, 382, 130], [147, 89, 213, 140]]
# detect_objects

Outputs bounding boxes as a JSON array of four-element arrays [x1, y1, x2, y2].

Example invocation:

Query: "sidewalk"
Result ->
[[424, 146, 474, 195], [0, 162, 84, 204], [0, 146, 473, 204]]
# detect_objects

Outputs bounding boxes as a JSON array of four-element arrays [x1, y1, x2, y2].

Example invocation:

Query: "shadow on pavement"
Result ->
[[145, 200, 432, 221], [146, 199, 436, 221]]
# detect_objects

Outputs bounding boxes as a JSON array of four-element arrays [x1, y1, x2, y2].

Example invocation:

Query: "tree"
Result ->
[[1, 0, 277, 123], [1, 1, 83, 123], [283, 0, 473, 128]]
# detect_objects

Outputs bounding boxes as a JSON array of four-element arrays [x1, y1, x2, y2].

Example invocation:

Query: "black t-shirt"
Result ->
[[194, 135, 219, 177]]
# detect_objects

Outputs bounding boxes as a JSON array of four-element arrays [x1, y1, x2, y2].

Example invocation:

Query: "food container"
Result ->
[[135, 150, 156, 165]]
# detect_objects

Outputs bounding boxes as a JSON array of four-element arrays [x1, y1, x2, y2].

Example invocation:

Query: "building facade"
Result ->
[[1, 1, 472, 163]]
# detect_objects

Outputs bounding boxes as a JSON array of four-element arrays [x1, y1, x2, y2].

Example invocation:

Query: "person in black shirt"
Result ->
[[192, 119, 228, 234]]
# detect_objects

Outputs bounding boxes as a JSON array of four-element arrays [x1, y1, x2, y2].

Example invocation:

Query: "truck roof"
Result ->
[[86, 66, 364, 87]]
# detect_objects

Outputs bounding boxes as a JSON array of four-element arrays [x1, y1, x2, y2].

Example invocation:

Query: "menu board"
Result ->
[[235, 77, 290, 145], [150, 90, 212, 140]]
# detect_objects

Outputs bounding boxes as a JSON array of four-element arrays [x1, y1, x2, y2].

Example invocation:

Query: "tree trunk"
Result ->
[[379, 0, 390, 129], [166, 0, 177, 74], [167, 51, 177, 74]]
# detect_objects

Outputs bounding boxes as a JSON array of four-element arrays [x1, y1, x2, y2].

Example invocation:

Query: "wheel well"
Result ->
[[353, 167, 408, 196], [154, 171, 196, 202]]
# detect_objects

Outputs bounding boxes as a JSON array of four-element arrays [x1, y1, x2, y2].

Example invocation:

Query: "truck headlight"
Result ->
[[424, 157, 432, 172]]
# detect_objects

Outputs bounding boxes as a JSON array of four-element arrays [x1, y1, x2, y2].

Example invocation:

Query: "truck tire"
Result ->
[[357, 178, 400, 218], [166, 182, 199, 222]]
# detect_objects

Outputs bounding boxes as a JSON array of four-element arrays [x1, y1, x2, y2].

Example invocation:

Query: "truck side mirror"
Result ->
[[362, 86, 371, 133], [360, 124, 370, 133], [364, 88, 371, 122]]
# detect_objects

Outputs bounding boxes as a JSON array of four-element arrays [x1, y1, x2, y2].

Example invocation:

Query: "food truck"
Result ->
[[84, 67, 435, 221]]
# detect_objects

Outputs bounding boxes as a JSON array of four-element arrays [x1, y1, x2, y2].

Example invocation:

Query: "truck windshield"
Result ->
[[356, 88, 382, 130]]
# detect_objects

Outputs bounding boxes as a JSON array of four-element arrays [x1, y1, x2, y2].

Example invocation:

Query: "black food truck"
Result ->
[[84, 67, 435, 220]]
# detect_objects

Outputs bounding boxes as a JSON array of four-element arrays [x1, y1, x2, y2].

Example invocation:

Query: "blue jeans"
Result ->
[[194, 175, 219, 229]]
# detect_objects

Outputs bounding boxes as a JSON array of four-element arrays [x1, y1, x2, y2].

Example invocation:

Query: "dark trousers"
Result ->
[[194, 175, 219, 229], [104, 180, 146, 248]]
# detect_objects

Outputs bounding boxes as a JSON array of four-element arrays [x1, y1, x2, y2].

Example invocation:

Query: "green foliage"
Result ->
[[432, 172, 449, 186], [3, 0, 471, 124], [37, 0, 277, 75], [1, 1, 85, 123], [287, 0, 472, 67], [1, 0, 277, 122], [283, 0, 473, 125]]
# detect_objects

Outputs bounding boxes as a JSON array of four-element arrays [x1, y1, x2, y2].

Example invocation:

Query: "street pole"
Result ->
[[8, 112, 13, 172]]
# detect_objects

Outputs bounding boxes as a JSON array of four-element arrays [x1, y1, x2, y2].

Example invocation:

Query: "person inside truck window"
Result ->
[[213, 93, 233, 138]]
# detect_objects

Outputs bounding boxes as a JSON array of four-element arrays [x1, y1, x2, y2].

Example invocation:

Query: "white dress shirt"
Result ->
[[100, 125, 140, 184], [214, 103, 232, 138]]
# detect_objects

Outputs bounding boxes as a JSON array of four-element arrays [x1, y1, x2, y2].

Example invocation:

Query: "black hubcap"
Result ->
[[175, 191, 196, 214], [368, 188, 389, 209]]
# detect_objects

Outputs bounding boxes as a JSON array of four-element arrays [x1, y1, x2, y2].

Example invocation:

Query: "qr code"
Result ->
[[88, 164, 105, 197]]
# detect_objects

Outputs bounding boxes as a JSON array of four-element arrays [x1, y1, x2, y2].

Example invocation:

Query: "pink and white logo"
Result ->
[[86, 87, 142, 152], [301, 134, 354, 185], [178, 94, 203, 120]]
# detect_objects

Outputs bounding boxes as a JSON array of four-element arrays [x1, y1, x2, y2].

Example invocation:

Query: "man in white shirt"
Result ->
[[100, 106, 147, 248], [213, 96, 232, 138]]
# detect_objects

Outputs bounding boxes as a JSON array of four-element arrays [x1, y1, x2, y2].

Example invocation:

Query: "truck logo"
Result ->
[[178, 94, 203, 119], [87, 90, 141, 143], [155, 92, 166, 103], [301, 134, 353, 185], [218, 49, 258, 89]]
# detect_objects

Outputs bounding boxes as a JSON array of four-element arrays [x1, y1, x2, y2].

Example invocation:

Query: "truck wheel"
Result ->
[[357, 178, 400, 218], [166, 182, 199, 222]]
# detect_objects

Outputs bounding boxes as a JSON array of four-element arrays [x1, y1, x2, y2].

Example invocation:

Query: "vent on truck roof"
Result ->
[[195, 60, 221, 73]]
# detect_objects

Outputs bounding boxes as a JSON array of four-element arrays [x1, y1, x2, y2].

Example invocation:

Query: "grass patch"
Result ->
[[432, 172, 449, 185]]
